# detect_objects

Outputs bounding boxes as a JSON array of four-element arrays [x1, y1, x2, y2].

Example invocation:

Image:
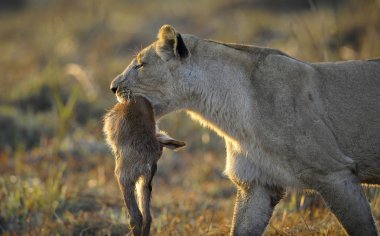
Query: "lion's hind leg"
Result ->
[[314, 171, 378, 236], [299, 121, 379, 235]]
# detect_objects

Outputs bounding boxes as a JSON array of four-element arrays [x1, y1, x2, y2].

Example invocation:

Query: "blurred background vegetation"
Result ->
[[0, 0, 379, 235]]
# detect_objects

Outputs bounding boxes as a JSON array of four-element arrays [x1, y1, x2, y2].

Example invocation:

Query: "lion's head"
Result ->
[[110, 25, 192, 118]]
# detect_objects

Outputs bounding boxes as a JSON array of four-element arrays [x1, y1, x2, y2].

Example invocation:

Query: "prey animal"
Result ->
[[103, 96, 185, 236]]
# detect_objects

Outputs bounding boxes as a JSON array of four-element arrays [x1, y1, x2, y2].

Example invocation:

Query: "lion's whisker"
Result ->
[[132, 92, 137, 103]]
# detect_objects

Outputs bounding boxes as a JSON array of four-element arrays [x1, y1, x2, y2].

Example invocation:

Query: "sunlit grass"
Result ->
[[0, 162, 66, 233], [0, 148, 379, 235]]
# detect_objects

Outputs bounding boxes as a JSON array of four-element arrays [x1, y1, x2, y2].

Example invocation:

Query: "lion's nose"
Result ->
[[111, 73, 124, 94], [111, 86, 118, 94]]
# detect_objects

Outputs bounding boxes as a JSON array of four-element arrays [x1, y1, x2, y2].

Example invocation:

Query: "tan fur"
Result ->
[[156, 25, 178, 61], [103, 97, 184, 236], [110, 25, 380, 235]]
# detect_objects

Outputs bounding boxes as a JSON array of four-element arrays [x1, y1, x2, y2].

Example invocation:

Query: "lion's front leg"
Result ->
[[225, 142, 284, 236], [230, 184, 283, 236]]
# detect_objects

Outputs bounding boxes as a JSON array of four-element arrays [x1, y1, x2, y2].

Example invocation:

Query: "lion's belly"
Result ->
[[314, 61, 380, 159]]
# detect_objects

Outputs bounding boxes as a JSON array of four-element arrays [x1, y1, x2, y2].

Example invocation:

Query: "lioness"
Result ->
[[110, 25, 380, 235]]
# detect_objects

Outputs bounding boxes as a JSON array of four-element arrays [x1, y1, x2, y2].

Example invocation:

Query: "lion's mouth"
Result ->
[[116, 88, 159, 113], [116, 88, 151, 105], [116, 88, 134, 102]]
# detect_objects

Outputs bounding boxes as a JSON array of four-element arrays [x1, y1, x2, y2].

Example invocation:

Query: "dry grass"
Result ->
[[0, 0, 379, 235], [1, 148, 379, 235]]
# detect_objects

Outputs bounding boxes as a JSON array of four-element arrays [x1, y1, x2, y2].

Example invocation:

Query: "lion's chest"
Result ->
[[224, 141, 302, 188]]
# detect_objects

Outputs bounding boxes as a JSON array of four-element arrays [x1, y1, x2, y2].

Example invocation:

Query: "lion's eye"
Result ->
[[134, 63, 145, 70]]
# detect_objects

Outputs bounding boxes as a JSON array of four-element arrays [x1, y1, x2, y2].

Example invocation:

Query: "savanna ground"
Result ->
[[0, 0, 379, 235]]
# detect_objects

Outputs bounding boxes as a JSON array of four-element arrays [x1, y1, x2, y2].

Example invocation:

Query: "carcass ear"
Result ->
[[156, 24, 189, 61], [156, 132, 186, 150]]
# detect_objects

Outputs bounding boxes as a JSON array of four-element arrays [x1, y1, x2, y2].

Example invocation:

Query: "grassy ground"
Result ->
[[0, 0, 379, 235]]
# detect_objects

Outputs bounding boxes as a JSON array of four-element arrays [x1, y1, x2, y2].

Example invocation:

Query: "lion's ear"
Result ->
[[156, 24, 189, 61]]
